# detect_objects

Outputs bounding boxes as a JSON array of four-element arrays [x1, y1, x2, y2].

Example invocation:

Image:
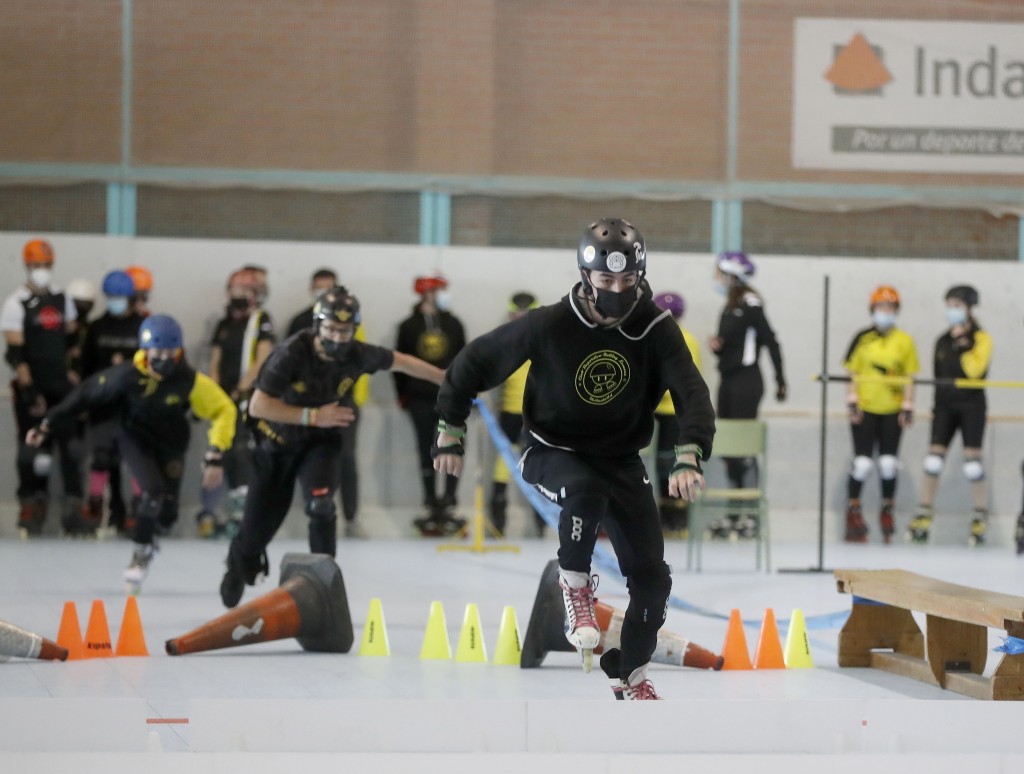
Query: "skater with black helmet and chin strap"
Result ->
[[433, 218, 715, 700]]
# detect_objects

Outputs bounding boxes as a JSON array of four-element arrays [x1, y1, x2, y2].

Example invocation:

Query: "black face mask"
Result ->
[[592, 286, 638, 319], [320, 338, 352, 360], [74, 302, 94, 320], [149, 357, 178, 377], [228, 298, 250, 314]]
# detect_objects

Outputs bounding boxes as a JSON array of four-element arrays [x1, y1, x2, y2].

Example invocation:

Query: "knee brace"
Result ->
[[963, 459, 985, 482], [877, 454, 899, 480], [306, 492, 337, 556], [923, 454, 945, 477], [625, 561, 673, 626], [850, 455, 874, 482]]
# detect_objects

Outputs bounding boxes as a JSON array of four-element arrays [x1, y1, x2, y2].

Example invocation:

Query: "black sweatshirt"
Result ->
[[436, 285, 715, 459], [714, 291, 786, 388], [394, 305, 466, 404]]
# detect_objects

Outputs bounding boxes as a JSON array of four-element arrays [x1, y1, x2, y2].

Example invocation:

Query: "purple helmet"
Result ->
[[717, 251, 755, 281], [653, 291, 685, 319]]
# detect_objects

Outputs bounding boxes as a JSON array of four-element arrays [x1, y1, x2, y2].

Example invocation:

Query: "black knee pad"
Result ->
[[305, 493, 336, 522], [135, 492, 164, 522], [625, 561, 673, 624]]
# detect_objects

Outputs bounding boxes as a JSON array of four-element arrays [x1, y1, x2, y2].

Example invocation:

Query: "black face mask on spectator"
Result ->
[[74, 302, 94, 320], [228, 297, 250, 314], [149, 357, 178, 377]]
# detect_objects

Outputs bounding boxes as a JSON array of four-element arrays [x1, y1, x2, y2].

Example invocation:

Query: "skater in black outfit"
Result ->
[[434, 219, 715, 700], [394, 273, 467, 535], [1, 239, 84, 535], [220, 287, 445, 608], [707, 251, 786, 539]]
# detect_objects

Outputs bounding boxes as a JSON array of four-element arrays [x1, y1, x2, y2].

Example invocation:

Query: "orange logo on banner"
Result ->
[[825, 33, 892, 91]]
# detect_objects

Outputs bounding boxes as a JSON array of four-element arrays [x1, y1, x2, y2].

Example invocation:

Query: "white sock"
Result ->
[[559, 568, 590, 589]]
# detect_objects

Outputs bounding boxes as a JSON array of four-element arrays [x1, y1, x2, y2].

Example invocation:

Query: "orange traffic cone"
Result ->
[[56, 601, 86, 661], [115, 596, 149, 657], [0, 619, 68, 661], [83, 600, 113, 659], [721, 608, 752, 670], [753, 608, 786, 669], [165, 554, 353, 656]]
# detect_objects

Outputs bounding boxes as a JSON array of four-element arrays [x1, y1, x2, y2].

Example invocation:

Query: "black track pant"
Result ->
[[520, 444, 671, 680], [232, 436, 342, 565], [338, 409, 359, 522], [12, 381, 83, 501], [405, 396, 457, 505]]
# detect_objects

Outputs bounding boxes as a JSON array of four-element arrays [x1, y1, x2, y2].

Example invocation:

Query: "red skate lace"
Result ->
[[562, 575, 599, 631], [625, 680, 661, 700]]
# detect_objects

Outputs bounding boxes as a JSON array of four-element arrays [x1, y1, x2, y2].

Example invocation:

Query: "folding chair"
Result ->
[[686, 419, 770, 572]]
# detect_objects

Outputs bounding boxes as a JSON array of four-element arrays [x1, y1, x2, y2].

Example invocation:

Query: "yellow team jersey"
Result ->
[[352, 325, 370, 408], [501, 360, 531, 414], [655, 327, 701, 416], [844, 327, 919, 415]]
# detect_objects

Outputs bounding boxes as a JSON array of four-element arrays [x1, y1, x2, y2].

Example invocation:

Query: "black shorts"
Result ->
[[930, 401, 986, 449], [851, 411, 902, 457]]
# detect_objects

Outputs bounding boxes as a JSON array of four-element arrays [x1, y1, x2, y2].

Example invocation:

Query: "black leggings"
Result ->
[[520, 444, 670, 679], [338, 409, 359, 521], [117, 430, 183, 545], [717, 366, 763, 488]]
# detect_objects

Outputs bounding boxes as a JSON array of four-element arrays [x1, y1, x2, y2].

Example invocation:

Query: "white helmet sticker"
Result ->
[[582, 245, 596, 263], [606, 252, 627, 272], [634, 242, 646, 264]]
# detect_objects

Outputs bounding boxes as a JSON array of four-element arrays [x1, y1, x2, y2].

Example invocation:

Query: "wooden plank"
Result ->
[[944, 672, 995, 701], [925, 615, 987, 686], [870, 652, 940, 687], [838, 602, 923, 667], [835, 569, 1024, 629]]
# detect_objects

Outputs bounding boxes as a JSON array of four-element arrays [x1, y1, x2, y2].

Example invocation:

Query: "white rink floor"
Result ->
[[2, 529, 1024, 772]]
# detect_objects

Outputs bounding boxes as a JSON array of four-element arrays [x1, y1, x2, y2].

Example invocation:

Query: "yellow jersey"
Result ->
[[655, 326, 701, 416], [844, 326, 919, 415]]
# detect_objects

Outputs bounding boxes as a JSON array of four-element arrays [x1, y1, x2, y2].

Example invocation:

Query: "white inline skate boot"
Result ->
[[559, 569, 600, 673]]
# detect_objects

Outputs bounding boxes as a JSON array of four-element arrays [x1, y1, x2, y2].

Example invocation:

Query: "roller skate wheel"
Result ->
[[581, 648, 593, 673]]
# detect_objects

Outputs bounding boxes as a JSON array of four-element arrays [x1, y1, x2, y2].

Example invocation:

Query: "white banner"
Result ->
[[792, 19, 1024, 174]]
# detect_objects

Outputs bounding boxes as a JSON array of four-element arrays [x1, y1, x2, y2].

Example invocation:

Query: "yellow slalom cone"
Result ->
[[492, 605, 522, 666], [784, 608, 814, 668], [358, 597, 390, 657], [419, 601, 452, 660], [455, 603, 488, 663]]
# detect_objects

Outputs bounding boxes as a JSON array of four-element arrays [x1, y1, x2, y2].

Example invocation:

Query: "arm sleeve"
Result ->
[[747, 299, 785, 386], [189, 372, 238, 451], [352, 325, 370, 406], [960, 330, 992, 379], [435, 315, 532, 427], [661, 323, 716, 460], [46, 365, 127, 430], [257, 311, 276, 343]]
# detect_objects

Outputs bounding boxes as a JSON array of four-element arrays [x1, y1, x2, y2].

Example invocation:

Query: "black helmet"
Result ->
[[945, 285, 979, 307], [313, 286, 361, 326], [577, 218, 646, 275]]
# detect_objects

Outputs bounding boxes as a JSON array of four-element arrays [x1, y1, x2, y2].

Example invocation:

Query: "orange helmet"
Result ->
[[869, 285, 900, 309], [414, 273, 447, 295], [23, 239, 54, 265], [125, 265, 154, 293]]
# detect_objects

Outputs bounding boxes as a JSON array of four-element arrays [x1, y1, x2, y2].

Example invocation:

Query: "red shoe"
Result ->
[[845, 500, 868, 543]]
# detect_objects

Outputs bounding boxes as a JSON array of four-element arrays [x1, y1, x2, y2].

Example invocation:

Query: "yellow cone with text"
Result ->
[[784, 608, 814, 668], [455, 603, 488, 663], [359, 597, 390, 656], [492, 605, 522, 666]]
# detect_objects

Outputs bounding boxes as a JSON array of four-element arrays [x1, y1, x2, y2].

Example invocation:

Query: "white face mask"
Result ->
[[435, 290, 452, 311], [946, 307, 968, 327], [872, 310, 897, 331], [712, 280, 728, 296], [29, 268, 52, 288]]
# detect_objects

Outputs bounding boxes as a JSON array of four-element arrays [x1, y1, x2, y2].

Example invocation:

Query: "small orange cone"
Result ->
[[114, 596, 149, 657], [720, 608, 752, 670], [83, 600, 113, 658], [753, 608, 786, 669], [56, 601, 85, 661]]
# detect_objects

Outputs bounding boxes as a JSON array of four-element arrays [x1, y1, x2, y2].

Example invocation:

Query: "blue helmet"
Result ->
[[139, 314, 183, 350], [102, 270, 136, 298]]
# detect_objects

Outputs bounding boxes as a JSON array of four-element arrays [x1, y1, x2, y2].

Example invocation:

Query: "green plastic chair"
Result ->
[[686, 419, 770, 572]]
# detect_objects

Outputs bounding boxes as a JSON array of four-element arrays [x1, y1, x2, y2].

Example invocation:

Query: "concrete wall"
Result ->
[[1, 233, 1022, 538]]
